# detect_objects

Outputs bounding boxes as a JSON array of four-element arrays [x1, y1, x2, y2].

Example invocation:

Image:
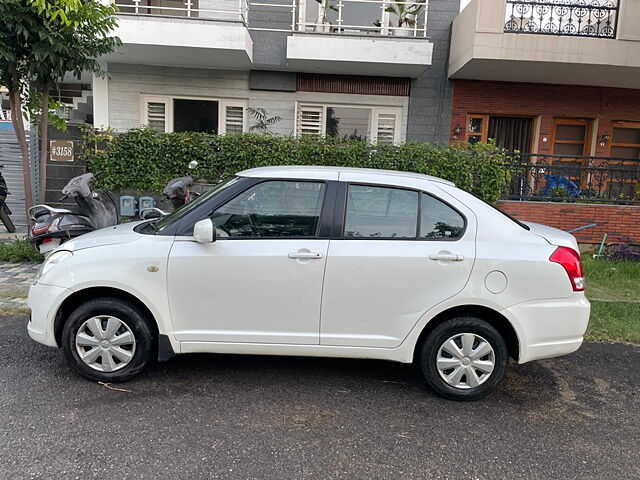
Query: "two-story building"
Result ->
[[449, 0, 639, 164], [447, 0, 640, 243], [72, 0, 461, 144]]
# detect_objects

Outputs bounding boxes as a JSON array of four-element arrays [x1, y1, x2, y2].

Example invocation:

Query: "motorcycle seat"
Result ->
[[30, 205, 87, 219]]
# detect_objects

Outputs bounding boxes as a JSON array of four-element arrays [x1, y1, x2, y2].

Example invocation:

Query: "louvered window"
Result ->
[[296, 103, 401, 144], [297, 105, 324, 137], [375, 113, 397, 144], [142, 96, 247, 134], [145, 100, 167, 132], [225, 106, 244, 134]]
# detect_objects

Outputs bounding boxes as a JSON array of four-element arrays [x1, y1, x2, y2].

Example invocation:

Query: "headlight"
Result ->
[[36, 250, 73, 280]]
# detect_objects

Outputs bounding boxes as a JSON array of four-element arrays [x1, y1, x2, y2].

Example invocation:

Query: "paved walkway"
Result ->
[[0, 262, 40, 286], [0, 262, 39, 310]]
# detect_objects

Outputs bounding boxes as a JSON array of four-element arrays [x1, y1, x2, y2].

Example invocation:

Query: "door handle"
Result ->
[[288, 252, 323, 259], [429, 253, 464, 261]]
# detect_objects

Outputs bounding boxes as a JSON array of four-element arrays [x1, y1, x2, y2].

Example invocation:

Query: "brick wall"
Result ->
[[497, 201, 640, 245], [450, 80, 640, 157]]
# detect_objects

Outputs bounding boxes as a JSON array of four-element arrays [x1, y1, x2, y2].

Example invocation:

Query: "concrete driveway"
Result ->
[[0, 314, 638, 479]]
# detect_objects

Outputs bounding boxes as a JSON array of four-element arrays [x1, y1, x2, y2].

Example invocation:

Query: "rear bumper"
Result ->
[[503, 295, 590, 364], [27, 282, 72, 347]]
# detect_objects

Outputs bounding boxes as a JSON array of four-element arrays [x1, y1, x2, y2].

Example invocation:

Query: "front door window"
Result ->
[[210, 181, 326, 238]]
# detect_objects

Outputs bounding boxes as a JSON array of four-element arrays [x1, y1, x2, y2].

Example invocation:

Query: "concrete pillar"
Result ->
[[92, 67, 109, 130]]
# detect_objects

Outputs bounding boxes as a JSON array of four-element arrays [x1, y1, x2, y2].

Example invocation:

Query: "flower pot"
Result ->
[[394, 27, 411, 37], [315, 14, 331, 33]]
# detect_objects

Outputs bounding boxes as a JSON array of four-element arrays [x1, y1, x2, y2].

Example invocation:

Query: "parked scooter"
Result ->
[[0, 164, 16, 233], [28, 173, 118, 254], [162, 160, 202, 210], [139, 161, 209, 220]]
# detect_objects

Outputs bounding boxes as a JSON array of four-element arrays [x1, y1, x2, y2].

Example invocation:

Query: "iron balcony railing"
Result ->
[[0, 109, 11, 122], [112, 0, 430, 38], [504, 0, 619, 38], [503, 153, 640, 204], [112, 0, 249, 23]]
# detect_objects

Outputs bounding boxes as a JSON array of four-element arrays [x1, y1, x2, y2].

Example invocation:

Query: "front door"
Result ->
[[168, 180, 329, 344], [321, 180, 476, 348]]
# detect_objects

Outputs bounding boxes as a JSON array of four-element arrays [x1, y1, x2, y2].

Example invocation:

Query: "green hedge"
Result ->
[[82, 129, 510, 203]]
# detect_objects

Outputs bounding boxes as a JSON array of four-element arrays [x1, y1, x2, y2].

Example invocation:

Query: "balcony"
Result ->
[[449, 0, 640, 89], [284, 0, 433, 77], [107, 0, 433, 76], [106, 1, 253, 69]]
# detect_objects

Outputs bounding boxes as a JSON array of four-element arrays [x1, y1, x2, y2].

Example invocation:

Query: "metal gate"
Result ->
[[0, 128, 29, 232]]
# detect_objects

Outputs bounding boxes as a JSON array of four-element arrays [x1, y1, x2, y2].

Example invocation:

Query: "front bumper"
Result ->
[[503, 295, 591, 364], [27, 282, 72, 347]]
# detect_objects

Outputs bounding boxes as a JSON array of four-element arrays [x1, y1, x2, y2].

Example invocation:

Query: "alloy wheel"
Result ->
[[436, 333, 495, 389], [75, 316, 137, 372]]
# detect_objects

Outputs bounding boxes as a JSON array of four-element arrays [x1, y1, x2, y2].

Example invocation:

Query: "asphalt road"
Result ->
[[1, 315, 638, 480]]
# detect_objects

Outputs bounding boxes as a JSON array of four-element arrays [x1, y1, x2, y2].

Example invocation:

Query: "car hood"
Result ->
[[524, 222, 579, 250], [60, 221, 145, 252]]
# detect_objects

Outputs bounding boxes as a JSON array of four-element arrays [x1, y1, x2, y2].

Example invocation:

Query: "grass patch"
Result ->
[[586, 301, 640, 344], [583, 256, 640, 302], [583, 256, 640, 344], [0, 239, 44, 263]]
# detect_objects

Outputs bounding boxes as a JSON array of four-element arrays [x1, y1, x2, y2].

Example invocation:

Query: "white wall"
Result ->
[[106, 63, 409, 140]]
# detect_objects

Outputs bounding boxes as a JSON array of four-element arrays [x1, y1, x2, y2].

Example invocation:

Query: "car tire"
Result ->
[[62, 298, 155, 383], [419, 316, 508, 401]]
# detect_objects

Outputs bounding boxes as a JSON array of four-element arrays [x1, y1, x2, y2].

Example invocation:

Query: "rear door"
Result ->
[[320, 177, 476, 348]]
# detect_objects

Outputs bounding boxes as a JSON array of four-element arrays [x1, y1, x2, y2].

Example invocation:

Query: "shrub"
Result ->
[[602, 244, 640, 263], [0, 239, 44, 263], [82, 129, 510, 203]]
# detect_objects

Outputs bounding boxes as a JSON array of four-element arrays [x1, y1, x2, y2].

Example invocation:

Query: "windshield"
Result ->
[[154, 177, 241, 231]]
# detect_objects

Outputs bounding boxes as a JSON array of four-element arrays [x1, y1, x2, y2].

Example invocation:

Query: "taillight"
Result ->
[[549, 246, 585, 291], [33, 224, 49, 235]]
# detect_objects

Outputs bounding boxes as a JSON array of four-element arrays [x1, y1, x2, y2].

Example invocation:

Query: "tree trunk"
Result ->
[[8, 66, 34, 214], [38, 88, 49, 202]]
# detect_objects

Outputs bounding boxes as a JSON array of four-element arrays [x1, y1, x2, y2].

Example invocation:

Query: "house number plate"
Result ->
[[50, 140, 74, 162]]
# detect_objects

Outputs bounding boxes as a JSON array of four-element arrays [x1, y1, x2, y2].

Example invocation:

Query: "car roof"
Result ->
[[236, 166, 454, 186]]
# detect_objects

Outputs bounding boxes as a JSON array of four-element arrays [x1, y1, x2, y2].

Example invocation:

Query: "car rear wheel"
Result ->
[[419, 317, 508, 401], [62, 298, 154, 382]]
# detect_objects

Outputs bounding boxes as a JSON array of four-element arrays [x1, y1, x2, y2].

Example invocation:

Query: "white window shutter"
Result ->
[[297, 105, 324, 137], [375, 112, 397, 145], [225, 106, 244, 134], [145, 100, 168, 132]]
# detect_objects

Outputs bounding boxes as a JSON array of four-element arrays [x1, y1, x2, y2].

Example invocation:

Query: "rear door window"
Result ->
[[344, 185, 418, 238], [420, 193, 465, 239]]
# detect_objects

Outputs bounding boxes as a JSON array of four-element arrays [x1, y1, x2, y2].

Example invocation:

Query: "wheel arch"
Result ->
[[412, 305, 520, 363], [53, 286, 159, 348]]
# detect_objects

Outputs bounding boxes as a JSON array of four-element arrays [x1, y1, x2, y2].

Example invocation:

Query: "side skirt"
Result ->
[[179, 341, 414, 364]]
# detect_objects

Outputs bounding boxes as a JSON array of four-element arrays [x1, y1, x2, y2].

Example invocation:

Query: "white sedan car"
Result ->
[[28, 166, 590, 400]]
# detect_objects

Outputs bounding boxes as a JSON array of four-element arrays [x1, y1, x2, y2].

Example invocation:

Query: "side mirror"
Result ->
[[193, 218, 215, 243], [140, 207, 167, 220]]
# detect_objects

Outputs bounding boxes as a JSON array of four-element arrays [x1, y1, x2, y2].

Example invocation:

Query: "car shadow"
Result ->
[[131, 351, 560, 408]]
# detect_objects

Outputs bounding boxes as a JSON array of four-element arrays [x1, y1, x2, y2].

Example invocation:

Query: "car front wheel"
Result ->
[[62, 298, 154, 382], [419, 317, 508, 401]]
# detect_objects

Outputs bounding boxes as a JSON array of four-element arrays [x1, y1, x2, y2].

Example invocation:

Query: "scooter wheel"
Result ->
[[0, 206, 16, 233]]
